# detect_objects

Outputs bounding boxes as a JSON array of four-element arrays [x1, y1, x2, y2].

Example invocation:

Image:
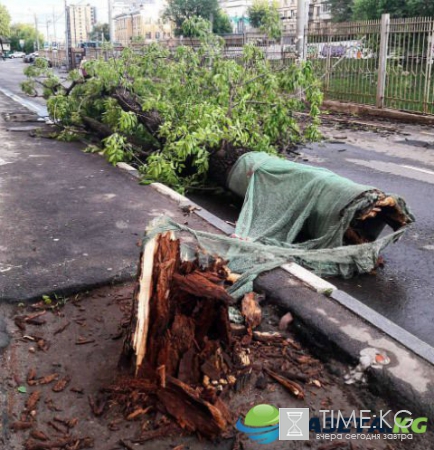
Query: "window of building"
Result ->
[[146, 32, 152, 39], [155, 31, 160, 39]]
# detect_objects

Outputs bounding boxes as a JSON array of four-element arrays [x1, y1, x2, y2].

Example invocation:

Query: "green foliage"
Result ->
[[10, 23, 44, 53], [329, 0, 434, 22], [163, 0, 219, 36], [182, 16, 211, 38], [327, 0, 354, 22], [213, 11, 232, 35], [0, 2, 10, 52], [102, 133, 132, 165], [89, 23, 110, 42], [248, 0, 282, 40], [23, 31, 322, 191]]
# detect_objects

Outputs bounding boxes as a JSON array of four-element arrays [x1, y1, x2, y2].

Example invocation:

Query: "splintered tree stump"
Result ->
[[120, 232, 234, 438]]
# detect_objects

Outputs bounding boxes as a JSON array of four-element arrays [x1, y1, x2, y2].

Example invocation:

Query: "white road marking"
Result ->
[[0, 86, 48, 117], [347, 158, 434, 185], [401, 165, 434, 176]]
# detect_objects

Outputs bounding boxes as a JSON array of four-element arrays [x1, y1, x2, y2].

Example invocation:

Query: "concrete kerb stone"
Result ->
[[255, 269, 434, 421]]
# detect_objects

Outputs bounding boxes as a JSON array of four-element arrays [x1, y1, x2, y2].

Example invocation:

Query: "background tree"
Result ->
[[163, 0, 218, 36], [328, 0, 434, 22], [0, 3, 10, 53], [326, 0, 353, 22], [213, 10, 232, 35], [89, 23, 110, 42], [248, 0, 282, 40], [10, 23, 44, 53], [181, 16, 212, 38]]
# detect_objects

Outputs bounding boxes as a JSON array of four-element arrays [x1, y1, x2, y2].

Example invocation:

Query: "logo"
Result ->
[[236, 405, 427, 443], [235, 404, 280, 444], [279, 408, 310, 440]]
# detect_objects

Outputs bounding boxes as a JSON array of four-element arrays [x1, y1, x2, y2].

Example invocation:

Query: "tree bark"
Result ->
[[112, 88, 164, 141]]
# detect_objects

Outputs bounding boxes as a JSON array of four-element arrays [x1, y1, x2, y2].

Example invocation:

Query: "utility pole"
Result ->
[[53, 7, 57, 47], [34, 14, 40, 51], [46, 19, 51, 46], [296, 0, 309, 60], [65, 0, 70, 70], [108, 0, 114, 43]]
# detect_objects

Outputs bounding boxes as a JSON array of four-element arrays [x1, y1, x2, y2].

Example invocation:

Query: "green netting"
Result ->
[[144, 152, 414, 299], [227, 152, 414, 277], [144, 216, 406, 300]]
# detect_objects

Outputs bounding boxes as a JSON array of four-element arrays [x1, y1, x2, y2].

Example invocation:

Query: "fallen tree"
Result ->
[[22, 34, 413, 264], [22, 35, 322, 192]]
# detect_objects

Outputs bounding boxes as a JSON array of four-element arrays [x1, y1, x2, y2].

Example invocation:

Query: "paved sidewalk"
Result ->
[[0, 92, 215, 303]]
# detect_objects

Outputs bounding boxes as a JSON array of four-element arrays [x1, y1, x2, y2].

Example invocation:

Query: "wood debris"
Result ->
[[100, 231, 327, 442], [118, 232, 233, 438], [345, 194, 412, 246], [10, 421, 33, 431], [30, 430, 49, 441], [24, 436, 94, 450], [264, 368, 305, 399], [52, 376, 71, 393], [27, 372, 59, 386], [241, 292, 262, 331], [26, 391, 41, 413]]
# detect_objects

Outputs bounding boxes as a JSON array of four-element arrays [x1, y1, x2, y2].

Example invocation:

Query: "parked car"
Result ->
[[33, 56, 52, 68], [24, 52, 39, 63], [9, 51, 25, 58]]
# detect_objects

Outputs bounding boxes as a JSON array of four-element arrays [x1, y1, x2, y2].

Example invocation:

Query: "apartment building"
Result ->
[[67, 4, 97, 47], [114, 1, 172, 46], [279, 0, 331, 33], [219, 0, 253, 33]]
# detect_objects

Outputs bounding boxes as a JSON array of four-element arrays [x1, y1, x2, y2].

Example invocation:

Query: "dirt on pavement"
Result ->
[[0, 282, 432, 450]]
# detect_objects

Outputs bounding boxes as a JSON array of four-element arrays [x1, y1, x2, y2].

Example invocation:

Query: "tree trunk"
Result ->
[[113, 88, 163, 141], [119, 232, 235, 438], [208, 143, 250, 187]]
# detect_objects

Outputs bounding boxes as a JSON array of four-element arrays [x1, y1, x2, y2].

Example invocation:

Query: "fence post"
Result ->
[[376, 13, 390, 108], [423, 20, 434, 114]]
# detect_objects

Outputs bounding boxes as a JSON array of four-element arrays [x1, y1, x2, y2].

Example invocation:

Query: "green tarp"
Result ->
[[144, 152, 414, 298]]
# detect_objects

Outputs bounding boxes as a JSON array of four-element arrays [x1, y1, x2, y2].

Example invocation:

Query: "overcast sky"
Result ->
[[2, 0, 109, 41]]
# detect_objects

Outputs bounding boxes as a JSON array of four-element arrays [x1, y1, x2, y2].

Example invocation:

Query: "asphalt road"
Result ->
[[303, 137, 434, 343], [1, 59, 434, 347]]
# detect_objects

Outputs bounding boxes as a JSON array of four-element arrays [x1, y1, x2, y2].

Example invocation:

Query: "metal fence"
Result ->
[[307, 16, 434, 114]]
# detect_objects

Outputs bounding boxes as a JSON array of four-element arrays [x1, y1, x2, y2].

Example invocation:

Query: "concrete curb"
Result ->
[[323, 99, 434, 125], [256, 270, 434, 421]]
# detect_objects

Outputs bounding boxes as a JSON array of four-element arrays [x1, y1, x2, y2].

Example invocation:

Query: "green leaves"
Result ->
[[23, 33, 322, 191], [117, 111, 138, 134], [102, 134, 132, 165]]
